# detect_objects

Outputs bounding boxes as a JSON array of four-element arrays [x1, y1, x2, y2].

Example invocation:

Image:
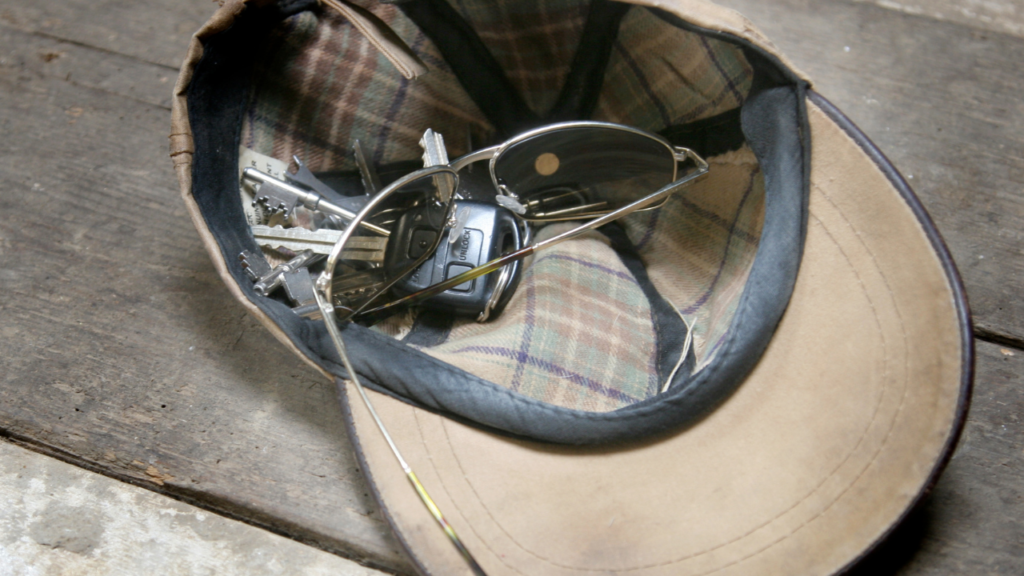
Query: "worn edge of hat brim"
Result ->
[[804, 93, 974, 576], [170, 0, 336, 382]]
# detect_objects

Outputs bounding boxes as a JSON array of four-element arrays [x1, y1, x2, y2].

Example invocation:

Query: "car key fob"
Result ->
[[386, 200, 522, 320]]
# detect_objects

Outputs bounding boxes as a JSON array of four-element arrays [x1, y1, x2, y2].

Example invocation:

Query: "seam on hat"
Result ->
[[410, 207, 905, 574], [410, 409, 524, 575], [805, 90, 974, 576]]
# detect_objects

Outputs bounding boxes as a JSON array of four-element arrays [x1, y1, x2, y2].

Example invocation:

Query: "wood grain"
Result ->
[[0, 15, 412, 576], [0, 0, 211, 69], [921, 342, 1024, 573], [0, 25, 174, 110], [854, 0, 1024, 39]]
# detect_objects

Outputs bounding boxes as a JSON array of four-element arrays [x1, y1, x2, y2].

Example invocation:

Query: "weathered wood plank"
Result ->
[[0, 0, 213, 70], [0, 23, 175, 109], [0, 439, 392, 575], [912, 341, 1024, 574], [718, 0, 1024, 344], [854, 0, 1024, 39], [0, 23, 412, 576]]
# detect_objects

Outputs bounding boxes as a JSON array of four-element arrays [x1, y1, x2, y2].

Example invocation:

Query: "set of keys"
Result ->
[[239, 130, 522, 323]]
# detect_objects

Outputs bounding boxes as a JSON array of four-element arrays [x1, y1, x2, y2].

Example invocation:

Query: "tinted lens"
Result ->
[[331, 170, 456, 315], [492, 124, 675, 221]]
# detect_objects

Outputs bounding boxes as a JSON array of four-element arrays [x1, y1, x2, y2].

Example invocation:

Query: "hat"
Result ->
[[170, 0, 972, 574]]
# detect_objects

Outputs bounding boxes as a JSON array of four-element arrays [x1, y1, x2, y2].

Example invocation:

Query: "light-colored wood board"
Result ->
[[0, 23, 175, 109], [854, 0, 1024, 39], [0, 0, 214, 70], [717, 0, 1024, 343], [0, 439, 391, 576], [0, 26, 413, 576]]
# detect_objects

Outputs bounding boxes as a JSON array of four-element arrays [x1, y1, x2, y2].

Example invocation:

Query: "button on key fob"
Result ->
[[386, 200, 522, 319]]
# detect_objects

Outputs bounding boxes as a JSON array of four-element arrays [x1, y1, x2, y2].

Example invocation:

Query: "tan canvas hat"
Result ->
[[171, 0, 972, 574]]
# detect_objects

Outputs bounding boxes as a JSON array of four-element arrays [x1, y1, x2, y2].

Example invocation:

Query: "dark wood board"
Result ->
[[716, 0, 1024, 344], [0, 19, 413, 576], [917, 341, 1024, 573], [0, 0, 1021, 575]]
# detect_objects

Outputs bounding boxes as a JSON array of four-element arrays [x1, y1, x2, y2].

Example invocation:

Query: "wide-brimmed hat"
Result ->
[[170, 0, 972, 574]]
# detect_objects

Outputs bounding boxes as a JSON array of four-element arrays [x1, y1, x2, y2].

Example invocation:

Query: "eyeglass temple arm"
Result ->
[[449, 145, 500, 172], [313, 289, 490, 576], [356, 151, 710, 321]]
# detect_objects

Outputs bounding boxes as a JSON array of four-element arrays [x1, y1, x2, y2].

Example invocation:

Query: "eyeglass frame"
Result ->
[[310, 121, 709, 575], [314, 121, 710, 324], [335, 123, 709, 323]]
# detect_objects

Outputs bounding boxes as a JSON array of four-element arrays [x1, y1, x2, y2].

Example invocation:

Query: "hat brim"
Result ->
[[338, 93, 972, 576]]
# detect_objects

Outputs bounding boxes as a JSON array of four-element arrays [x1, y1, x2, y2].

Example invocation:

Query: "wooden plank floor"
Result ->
[[0, 0, 1021, 574]]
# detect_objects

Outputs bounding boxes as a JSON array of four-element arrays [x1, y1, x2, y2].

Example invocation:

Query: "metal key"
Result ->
[[239, 249, 273, 283], [290, 268, 384, 321], [285, 268, 326, 320], [243, 168, 390, 236], [285, 156, 341, 199], [241, 248, 351, 320], [251, 225, 387, 261], [420, 128, 454, 205], [304, 129, 467, 318], [420, 128, 449, 168], [239, 249, 323, 296], [282, 267, 318, 308], [353, 139, 382, 195]]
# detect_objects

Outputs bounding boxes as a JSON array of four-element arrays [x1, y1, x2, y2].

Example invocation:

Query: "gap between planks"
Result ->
[[0, 432, 407, 575], [974, 326, 1024, 352]]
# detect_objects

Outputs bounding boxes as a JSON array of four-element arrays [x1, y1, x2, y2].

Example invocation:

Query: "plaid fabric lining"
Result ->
[[593, 7, 753, 130], [421, 227, 660, 413], [622, 147, 764, 368], [239, 1, 763, 411], [241, 8, 492, 173], [421, 151, 763, 411], [446, 0, 590, 115]]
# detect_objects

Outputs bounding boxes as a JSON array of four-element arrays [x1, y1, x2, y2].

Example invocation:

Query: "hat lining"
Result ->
[[187, 0, 808, 443], [243, 0, 762, 387]]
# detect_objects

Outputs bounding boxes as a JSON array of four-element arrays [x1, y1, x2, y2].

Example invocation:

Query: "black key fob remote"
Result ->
[[386, 200, 522, 319]]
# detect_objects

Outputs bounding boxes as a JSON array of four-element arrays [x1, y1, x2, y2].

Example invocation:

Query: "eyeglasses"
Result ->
[[312, 121, 709, 575], [314, 121, 709, 324]]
